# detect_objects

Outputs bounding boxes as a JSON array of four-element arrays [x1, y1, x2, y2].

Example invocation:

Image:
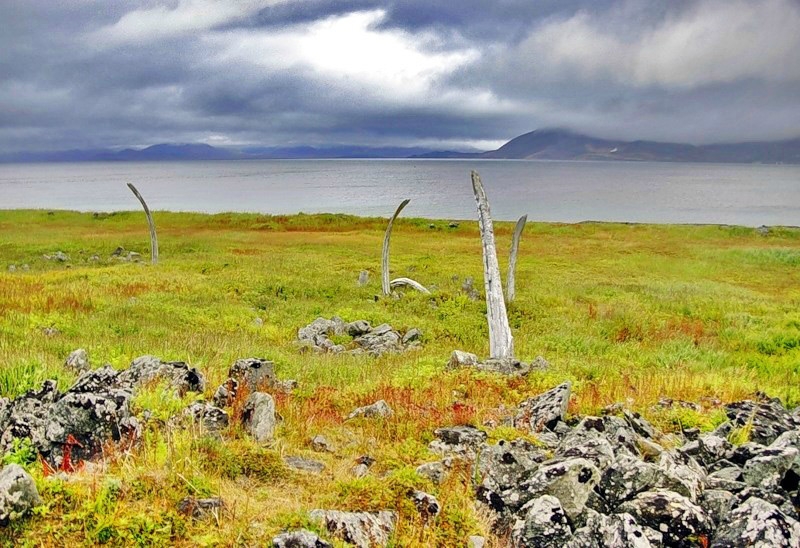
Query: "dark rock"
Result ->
[[475, 358, 532, 376], [184, 402, 229, 434], [710, 496, 800, 547], [701, 489, 735, 526], [401, 328, 422, 344], [0, 464, 42, 523], [273, 529, 332, 548], [477, 439, 547, 494], [618, 490, 712, 548], [346, 320, 372, 337], [228, 357, 276, 391], [309, 509, 396, 548], [521, 458, 601, 520], [416, 461, 449, 485], [510, 495, 572, 548], [742, 447, 798, 489], [310, 435, 335, 453], [623, 410, 659, 439], [177, 496, 224, 520], [212, 378, 239, 408], [730, 442, 767, 467], [515, 383, 571, 433], [429, 425, 487, 458], [597, 455, 664, 508], [119, 355, 205, 395]]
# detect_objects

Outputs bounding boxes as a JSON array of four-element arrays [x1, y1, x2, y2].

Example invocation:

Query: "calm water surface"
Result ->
[[0, 159, 798, 226]]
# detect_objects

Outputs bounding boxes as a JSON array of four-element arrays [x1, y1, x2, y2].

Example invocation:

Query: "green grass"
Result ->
[[0, 209, 799, 546]]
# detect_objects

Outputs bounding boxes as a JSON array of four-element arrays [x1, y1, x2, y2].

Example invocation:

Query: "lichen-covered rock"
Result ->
[[477, 439, 547, 494], [242, 392, 277, 443], [701, 489, 735, 526], [177, 496, 224, 520], [447, 350, 479, 369], [725, 398, 797, 445], [619, 490, 712, 548], [347, 400, 393, 420], [273, 529, 332, 548], [429, 425, 487, 458], [309, 509, 396, 548], [510, 495, 572, 548], [64, 349, 90, 372], [416, 461, 448, 485], [623, 410, 659, 440], [597, 455, 664, 508], [515, 383, 571, 433], [0, 464, 42, 523], [655, 451, 706, 502], [521, 458, 601, 520], [742, 447, 798, 489], [566, 512, 655, 548], [310, 435, 335, 453], [184, 402, 229, 434], [556, 427, 618, 471], [710, 497, 800, 547], [118, 355, 205, 395], [299, 318, 420, 356], [228, 358, 276, 391]]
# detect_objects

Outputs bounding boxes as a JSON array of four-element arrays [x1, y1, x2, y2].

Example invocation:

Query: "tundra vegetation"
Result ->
[[0, 208, 798, 546]]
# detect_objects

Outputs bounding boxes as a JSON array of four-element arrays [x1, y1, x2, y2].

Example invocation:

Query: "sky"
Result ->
[[2, 0, 800, 153]]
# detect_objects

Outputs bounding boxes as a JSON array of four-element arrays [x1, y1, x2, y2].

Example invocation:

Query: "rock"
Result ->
[[177, 496, 224, 520], [345, 320, 371, 337], [228, 357, 276, 391], [310, 435, 335, 453], [566, 512, 654, 548], [212, 378, 239, 408], [284, 456, 325, 474], [416, 461, 448, 485], [447, 350, 479, 369], [357, 271, 369, 287], [401, 328, 422, 345], [347, 400, 393, 420], [730, 442, 767, 466], [711, 496, 800, 547], [618, 490, 712, 548], [725, 397, 797, 445], [42, 326, 60, 337], [0, 464, 42, 523], [477, 439, 547, 495], [273, 530, 332, 548], [6, 265, 15, 272], [700, 489, 735, 526], [655, 451, 706, 502], [119, 355, 205, 395], [530, 356, 550, 370], [520, 458, 601, 520], [709, 466, 743, 482], [351, 463, 370, 478], [461, 277, 479, 300], [597, 454, 664, 507], [556, 429, 616, 471], [64, 349, 90, 372], [514, 383, 571, 433], [242, 392, 277, 443], [410, 490, 440, 520], [44, 251, 69, 262], [475, 358, 532, 376], [623, 409, 659, 439], [429, 425, 487, 458], [510, 495, 572, 548], [184, 402, 229, 434], [309, 510, 396, 548], [742, 447, 798, 489], [467, 536, 486, 548]]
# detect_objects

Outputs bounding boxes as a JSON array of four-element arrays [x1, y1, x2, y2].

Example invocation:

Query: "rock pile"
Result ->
[[419, 385, 800, 547], [297, 317, 421, 356], [448, 349, 549, 377]]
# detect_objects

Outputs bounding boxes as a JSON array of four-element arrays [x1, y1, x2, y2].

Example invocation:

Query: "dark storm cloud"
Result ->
[[1, 0, 799, 152]]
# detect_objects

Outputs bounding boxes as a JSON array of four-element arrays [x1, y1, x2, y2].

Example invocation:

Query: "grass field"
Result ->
[[0, 209, 799, 546]]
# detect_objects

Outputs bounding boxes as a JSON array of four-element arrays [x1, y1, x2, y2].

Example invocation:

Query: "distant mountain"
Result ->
[[477, 129, 800, 163], [0, 143, 436, 163], [4, 130, 800, 163]]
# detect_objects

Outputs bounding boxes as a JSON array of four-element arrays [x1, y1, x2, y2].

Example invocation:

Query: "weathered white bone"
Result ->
[[471, 171, 513, 359], [127, 183, 159, 265], [390, 277, 431, 294], [506, 214, 528, 303], [382, 199, 410, 295]]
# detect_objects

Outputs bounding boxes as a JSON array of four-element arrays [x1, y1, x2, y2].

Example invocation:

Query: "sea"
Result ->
[[0, 159, 798, 226]]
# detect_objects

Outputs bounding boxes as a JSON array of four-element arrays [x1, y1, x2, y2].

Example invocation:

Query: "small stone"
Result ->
[[410, 490, 440, 520], [429, 425, 488, 459], [64, 349, 90, 372], [273, 529, 332, 548], [510, 495, 572, 548], [311, 435, 335, 453], [345, 320, 372, 337], [401, 328, 422, 344], [184, 402, 229, 434], [447, 350, 479, 369], [177, 496, 224, 520], [242, 392, 277, 443], [42, 326, 60, 337], [416, 461, 448, 485], [448, 222, 459, 228], [347, 400, 393, 420], [6, 265, 15, 272], [351, 463, 370, 478], [0, 464, 42, 523], [619, 490, 712, 547], [284, 456, 325, 474], [357, 271, 369, 286], [711, 496, 800, 547], [467, 536, 486, 548]]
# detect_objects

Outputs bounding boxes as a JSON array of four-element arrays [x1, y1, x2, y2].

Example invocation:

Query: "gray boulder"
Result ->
[[515, 383, 571, 433], [242, 392, 277, 443], [429, 425, 487, 459], [711, 496, 800, 547], [566, 512, 655, 548], [184, 402, 229, 434], [447, 350, 479, 369], [118, 355, 205, 395], [742, 447, 798, 489], [228, 357, 276, 391], [309, 509, 396, 548], [416, 461, 449, 485], [284, 456, 325, 474], [273, 530, 332, 548], [724, 398, 797, 445], [701, 489, 735, 526], [521, 458, 601, 520], [510, 495, 572, 548], [0, 464, 42, 523]]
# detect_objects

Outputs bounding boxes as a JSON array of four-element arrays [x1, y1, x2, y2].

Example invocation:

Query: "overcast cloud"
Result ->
[[2, 0, 800, 152]]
